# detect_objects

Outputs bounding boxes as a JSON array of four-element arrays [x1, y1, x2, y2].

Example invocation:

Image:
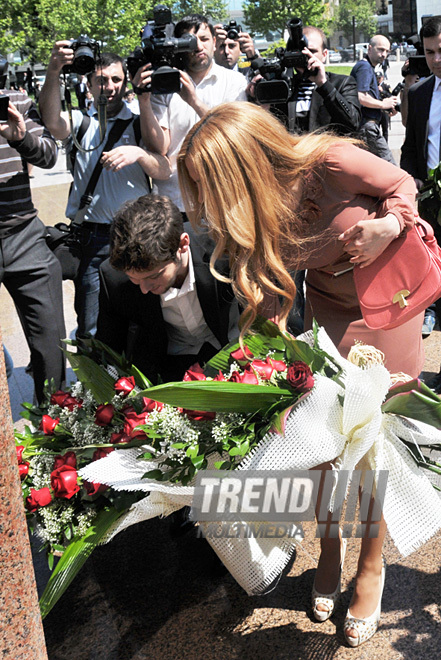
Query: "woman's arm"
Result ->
[[327, 143, 417, 267]]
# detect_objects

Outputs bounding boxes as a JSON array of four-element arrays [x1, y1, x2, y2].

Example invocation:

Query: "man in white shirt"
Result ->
[[135, 14, 248, 211], [96, 194, 240, 383]]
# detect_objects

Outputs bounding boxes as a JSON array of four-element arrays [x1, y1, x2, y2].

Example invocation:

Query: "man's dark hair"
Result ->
[[110, 194, 184, 272], [420, 16, 441, 41], [87, 52, 127, 84], [174, 14, 214, 38]]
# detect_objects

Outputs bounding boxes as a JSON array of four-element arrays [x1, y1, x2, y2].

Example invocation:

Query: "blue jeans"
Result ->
[[74, 223, 110, 339]]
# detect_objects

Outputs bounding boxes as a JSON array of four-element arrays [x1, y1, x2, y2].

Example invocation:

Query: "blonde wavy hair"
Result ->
[[177, 102, 356, 338]]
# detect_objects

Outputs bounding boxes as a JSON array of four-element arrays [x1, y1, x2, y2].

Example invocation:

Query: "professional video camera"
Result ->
[[62, 35, 100, 76], [251, 17, 317, 104], [404, 34, 431, 78], [223, 20, 242, 40], [127, 4, 197, 95]]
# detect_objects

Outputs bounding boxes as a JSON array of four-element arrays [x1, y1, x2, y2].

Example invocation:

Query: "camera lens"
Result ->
[[73, 46, 96, 75]]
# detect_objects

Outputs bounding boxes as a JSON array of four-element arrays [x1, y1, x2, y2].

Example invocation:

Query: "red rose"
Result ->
[[213, 371, 226, 381], [16, 445, 24, 463], [25, 487, 52, 512], [183, 363, 206, 381], [50, 390, 69, 406], [62, 395, 82, 411], [286, 361, 315, 393], [269, 358, 287, 372], [51, 465, 80, 499], [50, 390, 82, 410], [123, 410, 148, 438], [53, 451, 77, 470], [229, 366, 259, 385], [109, 431, 131, 444], [19, 462, 29, 479], [95, 404, 114, 426], [251, 359, 274, 380], [83, 480, 108, 496], [142, 397, 164, 413], [39, 414, 60, 435], [114, 376, 136, 396], [183, 409, 216, 421], [230, 345, 253, 365], [92, 447, 115, 461]]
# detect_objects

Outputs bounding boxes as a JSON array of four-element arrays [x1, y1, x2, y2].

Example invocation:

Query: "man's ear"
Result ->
[[179, 232, 190, 253]]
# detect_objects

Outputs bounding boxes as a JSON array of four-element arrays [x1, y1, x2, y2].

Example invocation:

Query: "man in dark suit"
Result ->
[[96, 194, 239, 383], [276, 25, 361, 135], [401, 15, 441, 389], [401, 16, 441, 191]]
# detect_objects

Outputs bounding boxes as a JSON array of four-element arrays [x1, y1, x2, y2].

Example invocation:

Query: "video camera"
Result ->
[[379, 81, 404, 113], [63, 35, 100, 76], [251, 18, 317, 104], [404, 34, 431, 78], [127, 4, 197, 95], [223, 20, 242, 40]]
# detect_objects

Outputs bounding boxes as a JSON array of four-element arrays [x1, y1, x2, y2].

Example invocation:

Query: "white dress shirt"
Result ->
[[427, 75, 441, 172], [151, 62, 247, 209], [160, 250, 222, 355]]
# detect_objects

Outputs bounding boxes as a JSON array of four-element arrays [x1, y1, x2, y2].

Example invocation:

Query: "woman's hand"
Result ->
[[338, 213, 401, 268]]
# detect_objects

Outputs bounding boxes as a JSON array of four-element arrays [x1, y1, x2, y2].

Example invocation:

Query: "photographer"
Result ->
[[135, 14, 247, 211], [249, 25, 361, 135], [351, 35, 397, 163], [38, 44, 171, 340], [0, 56, 65, 403], [213, 22, 257, 72]]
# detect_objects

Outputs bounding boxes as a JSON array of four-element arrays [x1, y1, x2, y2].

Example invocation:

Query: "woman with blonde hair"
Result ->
[[177, 102, 423, 646]]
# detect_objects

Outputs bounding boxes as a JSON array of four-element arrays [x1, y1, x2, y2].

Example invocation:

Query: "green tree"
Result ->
[[333, 0, 377, 42], [242, 0, 328, 38], [172, 0, 228, 22], [0, 0, 228, 67]]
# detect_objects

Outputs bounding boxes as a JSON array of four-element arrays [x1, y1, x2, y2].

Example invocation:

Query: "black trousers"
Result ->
[[0, 217, 66, 403]]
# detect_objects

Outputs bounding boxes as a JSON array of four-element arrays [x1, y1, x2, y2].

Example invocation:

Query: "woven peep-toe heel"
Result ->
[[312, 537, 347, 622], [343, 557, 386, 647]]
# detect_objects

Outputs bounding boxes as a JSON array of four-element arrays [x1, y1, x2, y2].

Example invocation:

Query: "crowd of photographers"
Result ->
[[1, 9, 441, 400]]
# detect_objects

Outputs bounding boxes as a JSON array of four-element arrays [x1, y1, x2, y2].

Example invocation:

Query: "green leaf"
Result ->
[[382, 388, 441, 428], [142, 469, 164, 481], [191, 455, 205, 469], [39, 506, 122, 619], [65, 353, 116, 403], [138, 380, 293, 413]]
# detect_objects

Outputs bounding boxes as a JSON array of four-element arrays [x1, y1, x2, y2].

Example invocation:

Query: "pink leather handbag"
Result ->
[[353, 215, 441, 330]]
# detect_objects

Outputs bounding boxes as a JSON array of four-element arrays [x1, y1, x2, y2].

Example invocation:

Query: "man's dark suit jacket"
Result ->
[[96, 224, 238, 383], [282, 72, 361, 134], [400, 74, 436, 181]]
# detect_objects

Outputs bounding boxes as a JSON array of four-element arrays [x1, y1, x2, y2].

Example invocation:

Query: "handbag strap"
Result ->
[[78, 116, 135, 210]]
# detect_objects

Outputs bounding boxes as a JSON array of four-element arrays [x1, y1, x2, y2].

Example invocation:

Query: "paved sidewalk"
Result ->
[[3, 75, 441, 659]]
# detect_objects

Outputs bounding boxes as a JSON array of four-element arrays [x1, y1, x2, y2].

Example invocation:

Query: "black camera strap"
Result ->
[[78, 116, 134, 210]]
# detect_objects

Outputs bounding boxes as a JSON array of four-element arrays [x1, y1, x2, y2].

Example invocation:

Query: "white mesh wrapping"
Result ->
[[79, 328, 441, 594]]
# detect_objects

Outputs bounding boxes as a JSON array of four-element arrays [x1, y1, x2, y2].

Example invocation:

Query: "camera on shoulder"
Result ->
[[127, 4, 197, 95], [251, 17, 316, 105]]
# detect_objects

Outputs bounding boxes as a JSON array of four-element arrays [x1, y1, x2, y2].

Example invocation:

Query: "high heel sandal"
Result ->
[[312, 536, 347, 622], [343, 557, 386, 647]]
